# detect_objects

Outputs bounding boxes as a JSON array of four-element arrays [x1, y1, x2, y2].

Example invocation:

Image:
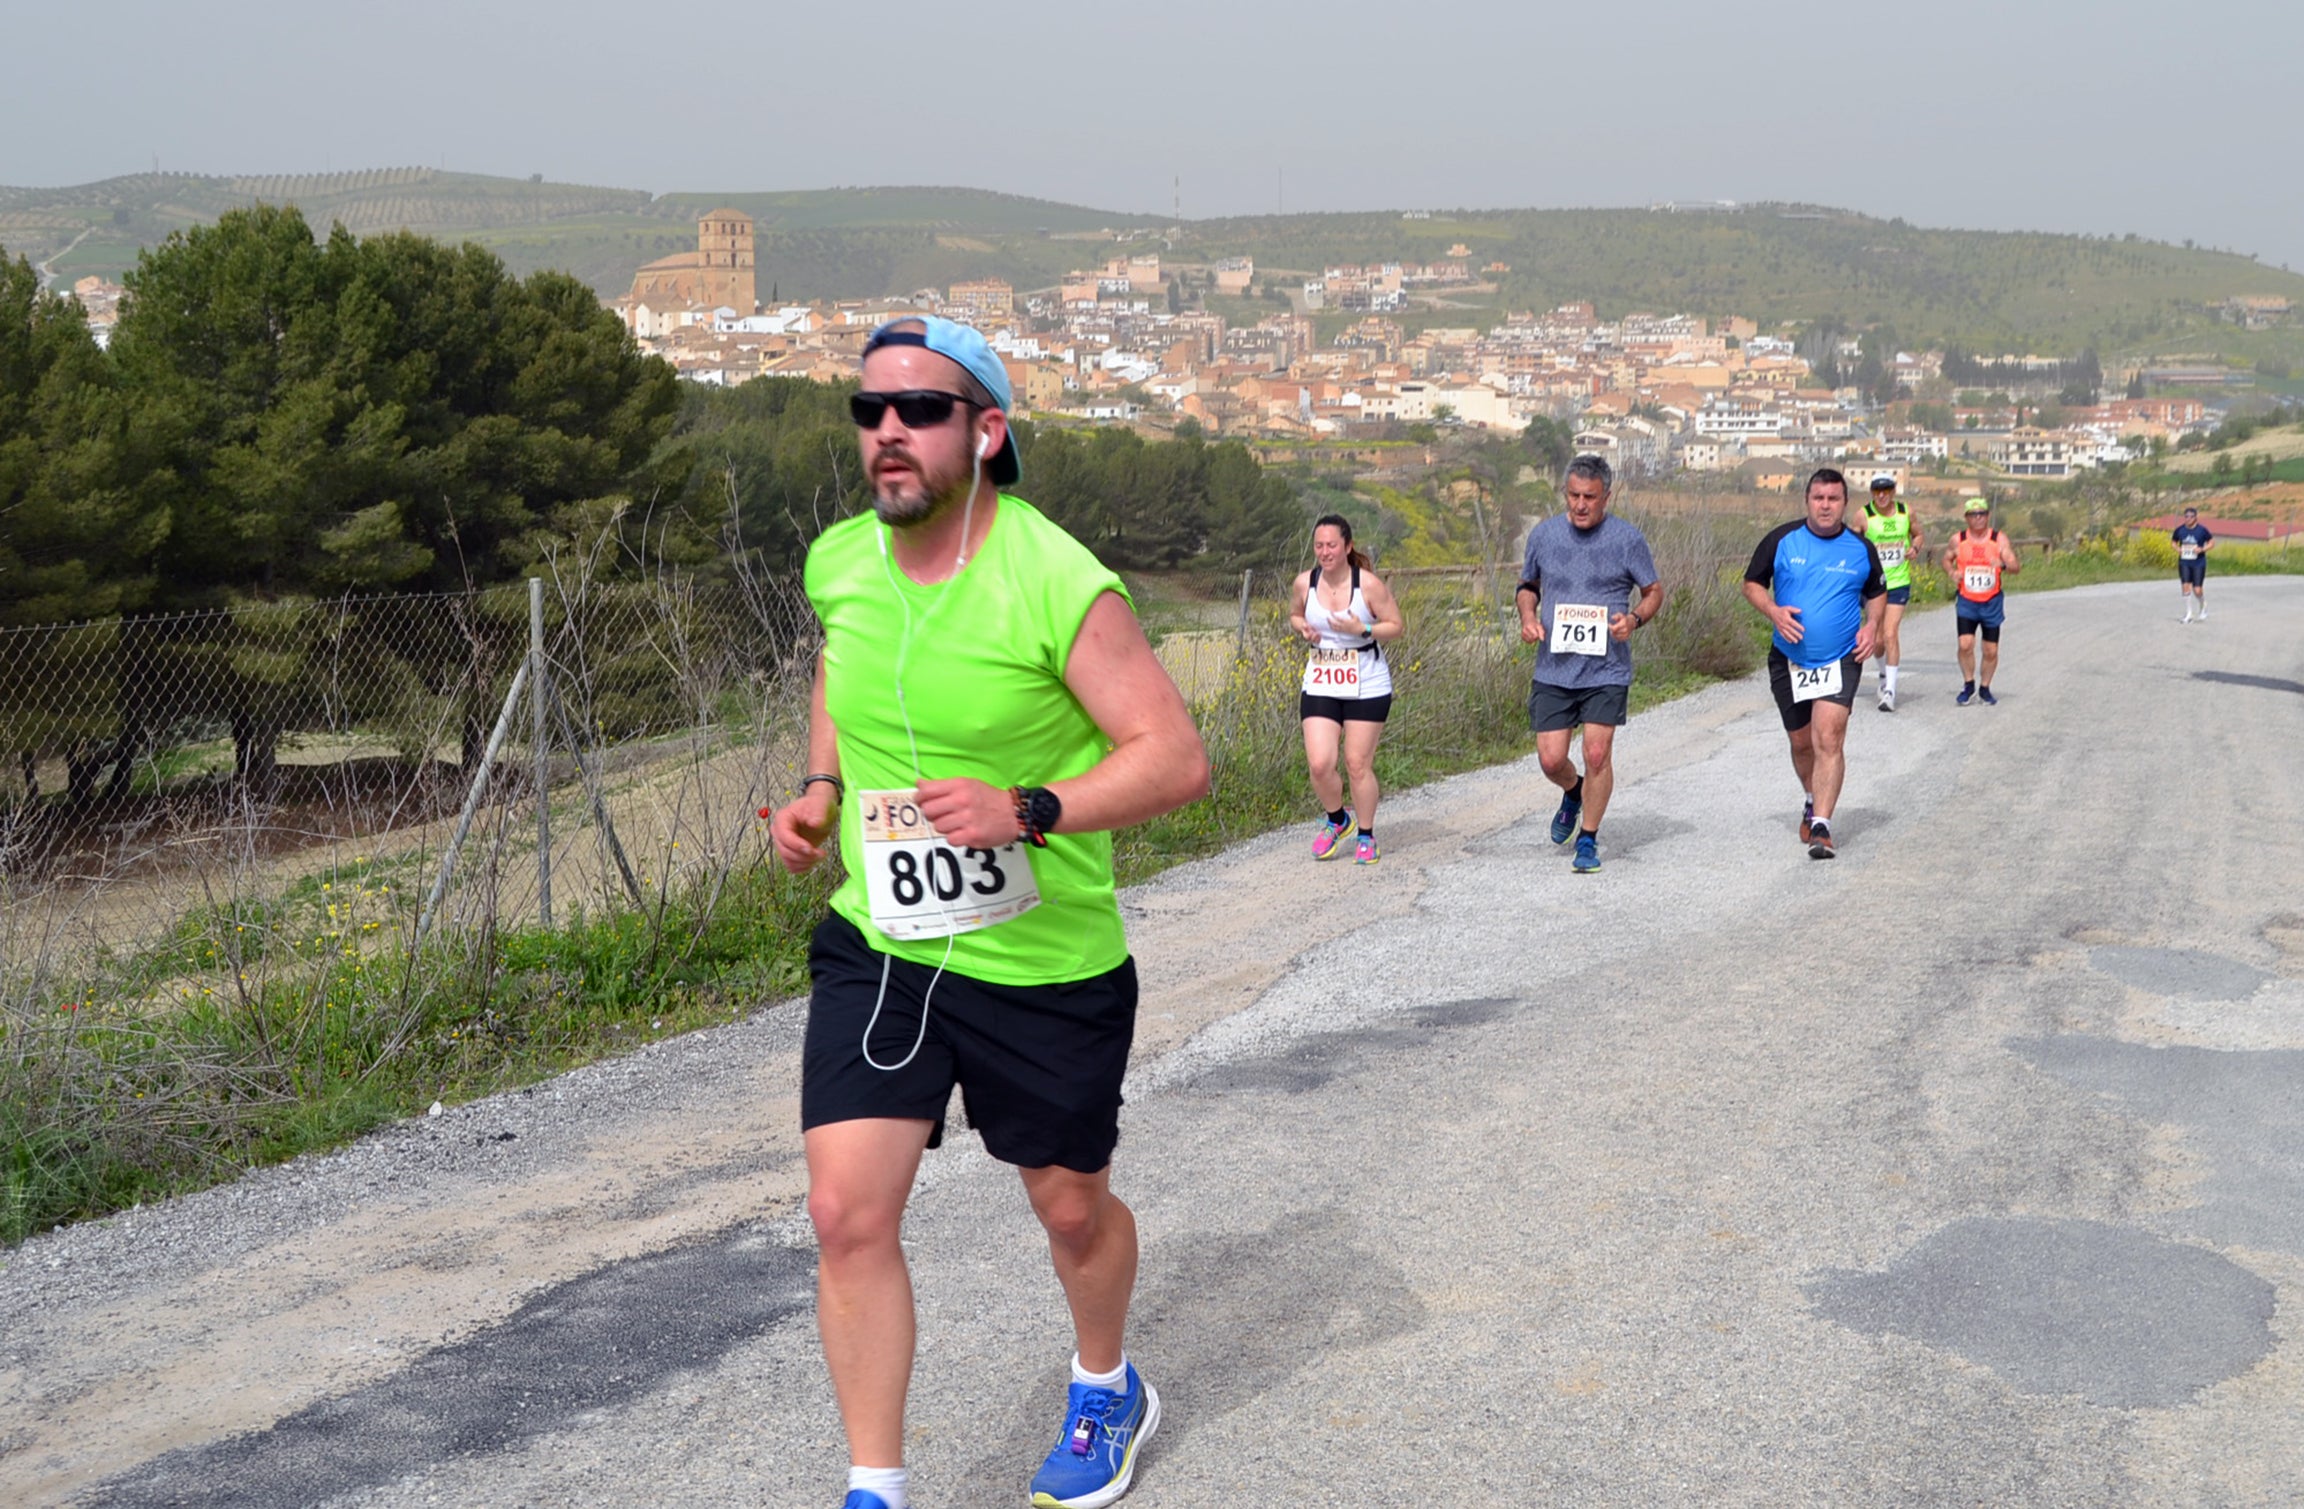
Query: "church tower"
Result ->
[[697, 209, 757, 313]]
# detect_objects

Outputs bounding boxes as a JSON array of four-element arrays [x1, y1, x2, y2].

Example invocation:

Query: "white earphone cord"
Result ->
[[859, 435, 987, 1072]]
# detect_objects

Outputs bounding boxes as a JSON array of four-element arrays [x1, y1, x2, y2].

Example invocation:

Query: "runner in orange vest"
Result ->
[[1942, 497, 2023, 706]]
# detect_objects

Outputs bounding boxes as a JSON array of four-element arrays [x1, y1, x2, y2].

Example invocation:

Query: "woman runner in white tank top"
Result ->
[[1288, 514, 1404, 865]]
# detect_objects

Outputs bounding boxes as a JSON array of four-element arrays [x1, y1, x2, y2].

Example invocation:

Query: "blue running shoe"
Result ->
[[1572, 833, 1601, 873], [1029, 1364, 1161, 1509], [842, 1494, 893, 1509], [1977, 686, 1997, 706], [1548, 787, 1582, 845], [1956, 683, 1975, 707]]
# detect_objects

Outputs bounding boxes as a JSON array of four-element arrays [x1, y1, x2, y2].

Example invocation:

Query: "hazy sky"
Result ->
[[6, 0, 2300, 271]]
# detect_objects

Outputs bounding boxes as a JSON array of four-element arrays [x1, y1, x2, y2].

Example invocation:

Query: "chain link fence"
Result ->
[[0, 511, 1755, 976], [0, 570, 823, 966]]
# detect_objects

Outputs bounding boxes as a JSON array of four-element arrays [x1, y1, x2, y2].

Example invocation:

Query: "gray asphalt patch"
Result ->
[[87, 1227, 816, 1507], [2019, 1035, 2304, 1252], [2088, 945, 2270, 1001], [1804, 1216, 2274, 1408], [1181, 996, 1525, 1095], [942, 1208, 1429, 1490]]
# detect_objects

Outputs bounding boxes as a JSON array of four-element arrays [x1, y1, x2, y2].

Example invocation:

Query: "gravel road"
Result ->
[[5, 576, 2301, 1508]]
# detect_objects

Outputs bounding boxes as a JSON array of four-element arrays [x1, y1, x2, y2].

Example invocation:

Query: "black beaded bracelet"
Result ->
[[1009, 785, 1060, 847]]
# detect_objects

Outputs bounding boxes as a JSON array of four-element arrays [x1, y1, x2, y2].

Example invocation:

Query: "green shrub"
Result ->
[[2125, 532, 2177, 569]]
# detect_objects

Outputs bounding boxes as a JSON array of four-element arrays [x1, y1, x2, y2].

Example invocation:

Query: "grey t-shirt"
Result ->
[[1520, 513, 1660, 689]]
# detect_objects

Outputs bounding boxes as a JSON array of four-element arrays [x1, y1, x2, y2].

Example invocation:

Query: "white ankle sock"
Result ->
[[1073, 1353, 1130, 1392], [847, 1465, 907, 1507], [1883, 666, 1899, 693]]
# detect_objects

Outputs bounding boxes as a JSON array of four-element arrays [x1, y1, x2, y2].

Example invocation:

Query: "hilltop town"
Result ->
[[48, 198, 2294, 500], [598, 209, 2283, 490]]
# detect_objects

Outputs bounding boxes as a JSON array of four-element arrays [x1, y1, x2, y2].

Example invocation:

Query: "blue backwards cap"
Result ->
[[862, 315, 1020, 486]]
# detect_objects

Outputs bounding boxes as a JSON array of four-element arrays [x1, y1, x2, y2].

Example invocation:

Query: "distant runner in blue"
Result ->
[[2172, 507, 2214, 622], [1742, 467, 1885, 860]]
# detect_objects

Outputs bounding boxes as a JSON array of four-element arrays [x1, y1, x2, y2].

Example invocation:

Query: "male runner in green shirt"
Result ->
[[1861, 473, 1924, 711], [771, 317, 1208, 1509]]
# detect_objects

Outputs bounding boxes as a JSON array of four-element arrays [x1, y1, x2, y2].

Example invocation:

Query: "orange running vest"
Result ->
[[1954, 530, 2005, 602]]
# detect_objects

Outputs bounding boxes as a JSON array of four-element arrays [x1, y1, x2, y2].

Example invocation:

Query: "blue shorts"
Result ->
[[1883, 584, 1911, 606], [1955, 593, 2006, 631], [2179, 561, 2207, 585]]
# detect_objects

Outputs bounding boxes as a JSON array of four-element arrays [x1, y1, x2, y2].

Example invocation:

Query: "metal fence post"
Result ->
[[531, 577, 550, 929], [1235, 569, 1253, 657], [416, 657, 530, 949]]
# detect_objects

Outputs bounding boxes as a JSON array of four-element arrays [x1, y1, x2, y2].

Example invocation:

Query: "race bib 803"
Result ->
[[857, 788, 1040, 939]]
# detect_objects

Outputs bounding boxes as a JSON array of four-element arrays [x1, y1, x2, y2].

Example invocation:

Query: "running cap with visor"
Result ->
[[1963, 497, 1991, 513], [1870, 473, 1897, 491], [861, 315, 1020, 486]]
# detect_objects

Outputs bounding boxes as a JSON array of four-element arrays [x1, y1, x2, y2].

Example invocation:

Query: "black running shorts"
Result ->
[[1528, 680, 1629, 733], [1767, 649, 1863, 731], [1299, 692, 1392, 723], [801, 913, 1138, 1173]]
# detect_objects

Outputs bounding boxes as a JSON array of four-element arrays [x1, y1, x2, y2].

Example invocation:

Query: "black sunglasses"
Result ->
[[849, 389, 975, 430]]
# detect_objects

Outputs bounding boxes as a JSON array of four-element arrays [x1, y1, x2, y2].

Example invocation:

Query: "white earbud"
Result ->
[[978, 432, 994, 459]]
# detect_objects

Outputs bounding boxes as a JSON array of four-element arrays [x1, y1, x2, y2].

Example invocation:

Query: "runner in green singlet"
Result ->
[[1861, 474, 1924, 712], [770, 316, 1207, 1509]]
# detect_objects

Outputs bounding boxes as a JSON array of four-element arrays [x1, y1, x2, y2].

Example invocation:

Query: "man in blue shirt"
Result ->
[[1515, 454, 1664, 874], [1742, 467, 1885, 859], [2172, 507, 2214, 622]]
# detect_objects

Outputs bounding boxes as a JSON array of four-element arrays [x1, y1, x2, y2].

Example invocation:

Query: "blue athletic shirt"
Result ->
[[1744, 519, 1885, 667], [2172, 523, 2212, 563]]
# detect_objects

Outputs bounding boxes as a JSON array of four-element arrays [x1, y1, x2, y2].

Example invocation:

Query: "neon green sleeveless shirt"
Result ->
[[1863, 503, 1914, 590], [803, 496, 1131, 985]]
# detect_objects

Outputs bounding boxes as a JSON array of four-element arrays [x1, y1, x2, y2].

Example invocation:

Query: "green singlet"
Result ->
[[1864, 502, 1914, 591], [804, 495, 1130, 986]]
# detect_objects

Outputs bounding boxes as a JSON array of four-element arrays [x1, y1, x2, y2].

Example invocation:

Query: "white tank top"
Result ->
[[1303, 565, 1393, 698]]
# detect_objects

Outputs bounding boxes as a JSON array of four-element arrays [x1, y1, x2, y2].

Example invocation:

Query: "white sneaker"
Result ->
[[1877, 688, 1895, 712], [2198, 611, 2207, 621]]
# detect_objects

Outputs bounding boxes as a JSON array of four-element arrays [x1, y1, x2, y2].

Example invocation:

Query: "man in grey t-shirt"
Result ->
[[1515, 455, 1663, 873]]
